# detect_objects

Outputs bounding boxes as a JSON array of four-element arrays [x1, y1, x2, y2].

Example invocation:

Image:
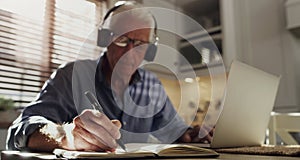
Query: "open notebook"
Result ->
[[53, 143, 219, 159]]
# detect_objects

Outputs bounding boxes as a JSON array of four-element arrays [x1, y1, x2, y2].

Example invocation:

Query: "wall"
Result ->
[[160, 78, 181, 110], [282, 29, 300, 108], [294, 37, 300, 106], [159, 75, 224, 126], [226, 0, 300, 110], [155, 0, 300, 125], [160, 77, 206, 125]]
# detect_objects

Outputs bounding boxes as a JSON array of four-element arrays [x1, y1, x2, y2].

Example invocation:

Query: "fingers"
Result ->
[[180, 130, 192, 142], [71, 109, 121, 151], [73, 117, 116, 150], [190, 125, 205, 143], [197, 124, 214, 143], [73, 128, 106, 151], [178, 126, 200, 143], [88, 111, 121, 139], [198, 132, 212, 143], [201, 125, 214, 138], [79, 110, 120, 139], [189, 125, 200, 137], [209, 126, 215, 136], [111, 120, 122, 129], [179, 125, 214, 143]]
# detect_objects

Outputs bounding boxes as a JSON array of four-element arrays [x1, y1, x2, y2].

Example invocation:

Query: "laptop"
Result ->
[[193, 60, 281, 148]]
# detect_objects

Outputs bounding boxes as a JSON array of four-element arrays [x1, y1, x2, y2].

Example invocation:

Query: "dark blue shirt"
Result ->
[[7, 54, 188, 150]]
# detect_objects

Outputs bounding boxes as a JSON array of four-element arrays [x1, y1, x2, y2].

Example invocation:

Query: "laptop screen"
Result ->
[[199, 61, 280, 148]]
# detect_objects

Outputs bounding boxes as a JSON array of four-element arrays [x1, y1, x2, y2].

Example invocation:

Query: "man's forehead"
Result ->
[[111, 18, 153, 35], [108, 10, 154, 32]]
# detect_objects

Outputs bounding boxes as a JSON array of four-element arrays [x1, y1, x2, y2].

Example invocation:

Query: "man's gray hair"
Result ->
[[106, 1, 155, 41]]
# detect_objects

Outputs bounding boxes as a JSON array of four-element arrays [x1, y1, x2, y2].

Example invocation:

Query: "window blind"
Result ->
[[0, 0, 107, 108]]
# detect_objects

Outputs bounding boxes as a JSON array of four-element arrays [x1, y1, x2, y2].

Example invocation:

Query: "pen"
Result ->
[[84, 91, 127, 151]]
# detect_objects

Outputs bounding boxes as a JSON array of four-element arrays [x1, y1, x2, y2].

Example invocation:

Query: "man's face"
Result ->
[[107, 27, 151, 79]]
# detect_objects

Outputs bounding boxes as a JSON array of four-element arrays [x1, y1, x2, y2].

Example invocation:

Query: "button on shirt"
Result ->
[[7, 54, 189, 150]]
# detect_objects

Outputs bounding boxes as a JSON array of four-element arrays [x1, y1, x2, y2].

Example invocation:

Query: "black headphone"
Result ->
[[97, 2, 158, 61]]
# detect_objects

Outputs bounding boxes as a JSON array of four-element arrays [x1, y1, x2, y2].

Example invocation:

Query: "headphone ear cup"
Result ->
[[144, 43, 157, 61], [97, 28, 114, 47]]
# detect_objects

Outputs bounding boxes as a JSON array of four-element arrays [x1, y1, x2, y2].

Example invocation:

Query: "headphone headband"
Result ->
[[102, 1, 158, 39]]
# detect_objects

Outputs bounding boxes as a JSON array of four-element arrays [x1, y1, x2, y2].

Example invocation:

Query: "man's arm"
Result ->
[[27, 126, 60, 152], [7, 61, 93, 151], [27, 110, 121, 152]]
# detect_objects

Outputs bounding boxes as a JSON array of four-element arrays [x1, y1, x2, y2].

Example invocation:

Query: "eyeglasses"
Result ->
[[113, 35, 150, 52]]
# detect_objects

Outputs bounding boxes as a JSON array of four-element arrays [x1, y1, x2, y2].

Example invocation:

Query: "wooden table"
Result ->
[[2, 150, 300, 160]]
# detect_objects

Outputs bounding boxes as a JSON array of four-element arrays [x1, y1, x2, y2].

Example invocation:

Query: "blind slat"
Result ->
[[0, 60, 52, 74], [0, 0, 106, 107]]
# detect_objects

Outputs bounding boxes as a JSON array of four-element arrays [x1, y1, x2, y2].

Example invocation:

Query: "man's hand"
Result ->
[[61, 109, 121, 152], [177, 125, 214, 143], [27, 109, 121, 152]]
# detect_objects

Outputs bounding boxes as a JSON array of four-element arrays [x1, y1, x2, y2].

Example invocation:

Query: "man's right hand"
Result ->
[[27, 109, 121, 152], [61, 109, 121, 152]]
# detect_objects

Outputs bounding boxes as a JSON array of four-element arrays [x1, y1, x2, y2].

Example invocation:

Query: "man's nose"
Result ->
[[124, 41, 135, 53]]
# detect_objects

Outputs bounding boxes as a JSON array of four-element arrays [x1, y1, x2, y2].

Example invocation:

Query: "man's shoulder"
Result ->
[[49, 59, 98, 80], [58, 59, 98, 71]]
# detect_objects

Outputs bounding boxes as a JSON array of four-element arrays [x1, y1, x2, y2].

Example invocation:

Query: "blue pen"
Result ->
[[84, 91, 127, 151]]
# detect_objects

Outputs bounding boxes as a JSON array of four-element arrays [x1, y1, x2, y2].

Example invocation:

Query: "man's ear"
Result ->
[[144, 43, 157, 61], [97, 28, 114, 47]]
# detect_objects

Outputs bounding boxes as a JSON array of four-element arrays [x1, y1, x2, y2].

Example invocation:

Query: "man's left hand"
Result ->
[[177, 125, 214, 143]]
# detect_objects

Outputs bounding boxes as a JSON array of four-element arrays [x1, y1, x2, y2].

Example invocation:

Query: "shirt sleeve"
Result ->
[[6, 62, 77, 150]]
